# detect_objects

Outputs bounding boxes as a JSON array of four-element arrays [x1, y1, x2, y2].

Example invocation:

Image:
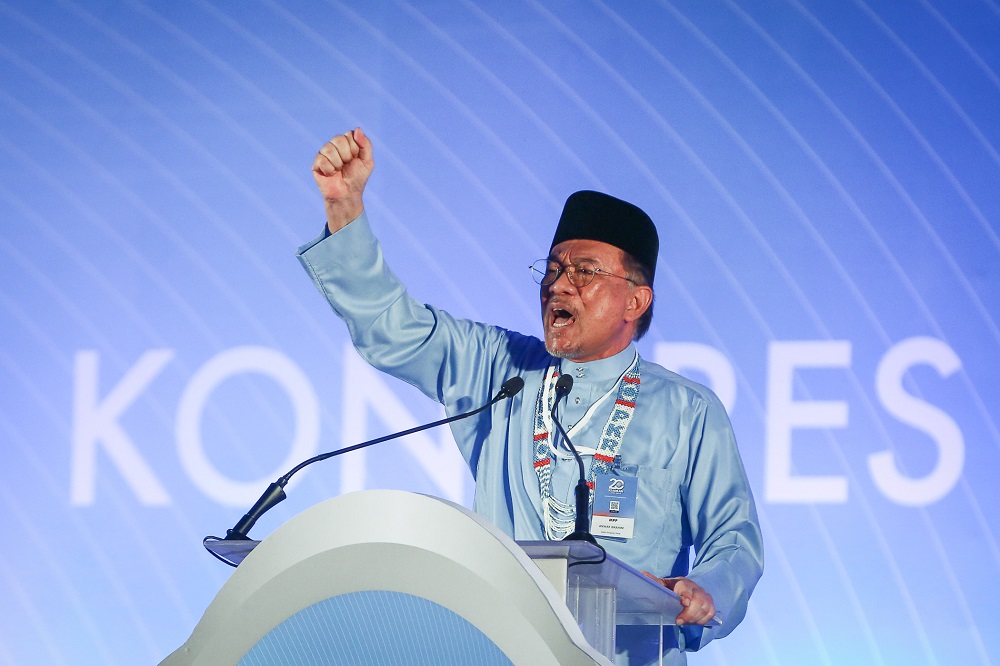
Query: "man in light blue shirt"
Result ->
[[298, 128, 763, 665]]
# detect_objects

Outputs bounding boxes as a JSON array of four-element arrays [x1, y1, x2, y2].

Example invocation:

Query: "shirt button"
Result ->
[[574, 397, 582, 404]]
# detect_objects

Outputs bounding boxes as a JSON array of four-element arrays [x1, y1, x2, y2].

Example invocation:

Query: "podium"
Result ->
[[163, 491, 704, 665]]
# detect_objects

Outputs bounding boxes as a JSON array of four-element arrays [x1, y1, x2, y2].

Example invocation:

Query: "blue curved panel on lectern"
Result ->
[[238, 590, 513, 666]]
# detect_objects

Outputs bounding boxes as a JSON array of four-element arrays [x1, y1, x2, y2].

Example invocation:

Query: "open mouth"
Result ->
[[550, 307, 575, 328]]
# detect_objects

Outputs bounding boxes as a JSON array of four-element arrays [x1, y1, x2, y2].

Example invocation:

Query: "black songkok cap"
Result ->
[[550, 190, 659, 282]]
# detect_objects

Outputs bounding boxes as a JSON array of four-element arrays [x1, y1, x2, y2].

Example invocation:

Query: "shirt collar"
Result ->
[[558, 343, 636, 385]]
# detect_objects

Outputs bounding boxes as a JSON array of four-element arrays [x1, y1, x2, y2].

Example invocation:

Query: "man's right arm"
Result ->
[[298, 130, 512, 411]]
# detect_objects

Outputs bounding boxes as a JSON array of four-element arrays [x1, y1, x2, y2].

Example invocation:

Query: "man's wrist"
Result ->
[[324, 199, 364, 234]]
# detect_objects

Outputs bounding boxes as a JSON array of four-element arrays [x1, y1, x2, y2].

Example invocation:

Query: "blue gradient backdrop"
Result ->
[[1, 1, 998, 664]]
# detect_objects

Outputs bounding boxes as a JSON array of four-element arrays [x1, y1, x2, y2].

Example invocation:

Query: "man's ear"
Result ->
[[624, 285, 654, 323]]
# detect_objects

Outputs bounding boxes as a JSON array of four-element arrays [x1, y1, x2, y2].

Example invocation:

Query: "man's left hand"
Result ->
[[642, 572, 716, 626]]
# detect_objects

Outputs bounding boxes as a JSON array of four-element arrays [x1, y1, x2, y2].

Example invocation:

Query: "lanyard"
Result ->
[[532, 354, 642, 539]]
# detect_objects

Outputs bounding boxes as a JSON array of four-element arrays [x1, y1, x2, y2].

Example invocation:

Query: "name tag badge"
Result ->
[[592, 473, 637, 540]]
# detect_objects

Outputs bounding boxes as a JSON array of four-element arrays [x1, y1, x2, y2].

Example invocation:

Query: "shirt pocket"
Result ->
[[632, 465, 681, 549]]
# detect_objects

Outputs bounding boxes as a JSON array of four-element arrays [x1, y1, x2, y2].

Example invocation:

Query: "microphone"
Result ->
[[204, 376, 525, 565], [550, 374, 597, 545]]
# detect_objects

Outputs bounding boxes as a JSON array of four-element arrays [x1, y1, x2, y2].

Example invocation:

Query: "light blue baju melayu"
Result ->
[[297, 213, 763, 665]]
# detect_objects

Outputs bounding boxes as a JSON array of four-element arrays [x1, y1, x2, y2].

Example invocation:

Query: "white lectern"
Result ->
[[163, 491, 701, 665]]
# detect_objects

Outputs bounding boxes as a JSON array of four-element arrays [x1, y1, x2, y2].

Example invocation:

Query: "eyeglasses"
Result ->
[[530, 259, 637, 288]]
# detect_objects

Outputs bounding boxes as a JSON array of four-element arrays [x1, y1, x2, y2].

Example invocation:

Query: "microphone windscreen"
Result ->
[[555, 373, 574, 396], [500, 376, 525, 398]]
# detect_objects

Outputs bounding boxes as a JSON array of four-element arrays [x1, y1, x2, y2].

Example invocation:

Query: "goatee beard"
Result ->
[[544, 339, 579, 360]]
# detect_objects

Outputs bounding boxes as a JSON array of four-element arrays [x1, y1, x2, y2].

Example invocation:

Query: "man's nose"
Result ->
[[548, 268, 576, 292]]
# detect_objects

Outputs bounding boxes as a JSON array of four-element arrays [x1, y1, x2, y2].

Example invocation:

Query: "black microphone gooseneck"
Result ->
[[550, 374, 597, 545], [210, 376, 525, 550]]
